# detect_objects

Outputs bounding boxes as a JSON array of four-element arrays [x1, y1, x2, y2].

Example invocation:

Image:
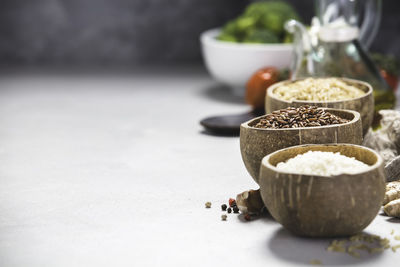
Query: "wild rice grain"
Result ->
[[252, 106, 349, 129]]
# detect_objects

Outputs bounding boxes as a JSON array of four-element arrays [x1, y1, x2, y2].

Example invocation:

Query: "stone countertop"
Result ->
[[0, 68, 399, 267]]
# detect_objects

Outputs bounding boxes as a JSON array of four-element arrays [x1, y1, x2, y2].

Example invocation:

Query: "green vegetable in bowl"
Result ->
[[235, 16, 258, 33], [218, 33, 237, 42], [221, 20, 239, 35], [218, 0, 301, 44], [243, 29, 279, 44]]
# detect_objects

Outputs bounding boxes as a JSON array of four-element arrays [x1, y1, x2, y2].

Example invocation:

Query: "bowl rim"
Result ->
[[261, 143, 383, 178], [241, 107, 361, 131], [200, 28, 293, 50], [266, 77, 373, 104]]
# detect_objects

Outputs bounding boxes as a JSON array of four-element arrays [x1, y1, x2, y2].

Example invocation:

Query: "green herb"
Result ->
[[218, 0, 301, 44]]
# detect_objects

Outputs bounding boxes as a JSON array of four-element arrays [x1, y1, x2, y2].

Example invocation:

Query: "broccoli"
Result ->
[[235, 16, 258, 34], [218, 0, 301, 44], [259, 12, 285, 35], [217, 33, 237, 42], [244, 1, 295, 16], [219, 17, 257, 41], [245, 0, 301, 36], [243, 29, 279, 44]]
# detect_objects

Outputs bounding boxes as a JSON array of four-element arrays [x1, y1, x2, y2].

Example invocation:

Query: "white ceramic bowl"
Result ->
[[200, 28, 293, 96]]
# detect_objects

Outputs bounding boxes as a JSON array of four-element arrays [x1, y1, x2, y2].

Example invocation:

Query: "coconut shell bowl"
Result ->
[[240, 108, 362, 184], [259, 144, 385, 237], [266, 78, 374, 135]]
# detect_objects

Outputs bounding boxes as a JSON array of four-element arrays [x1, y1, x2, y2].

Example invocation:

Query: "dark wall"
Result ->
[[370, 1, 400, 57], [0, 0, 398, 67]]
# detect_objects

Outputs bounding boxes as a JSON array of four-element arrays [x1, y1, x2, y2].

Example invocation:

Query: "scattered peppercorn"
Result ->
[[205, 202, 212, 208], [221, 204, 227, 211], [229, 198, 236, 207], [221, 214, 227, 221], [244, 214, 251, 221], [227, 207, 232, 213], [233, 206, 240, 213]]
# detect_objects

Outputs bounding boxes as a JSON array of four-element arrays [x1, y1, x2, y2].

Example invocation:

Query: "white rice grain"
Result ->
[[276, 151, 369, 176]]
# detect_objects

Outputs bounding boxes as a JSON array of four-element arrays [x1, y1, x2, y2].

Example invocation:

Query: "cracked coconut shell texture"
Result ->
[[259, 144, 385, 237], [240, 109, 363, 184]]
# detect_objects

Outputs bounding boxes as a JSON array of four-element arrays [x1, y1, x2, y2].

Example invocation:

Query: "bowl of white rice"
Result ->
[[265, 77, 374, 135], [259, 143, 385, 237]]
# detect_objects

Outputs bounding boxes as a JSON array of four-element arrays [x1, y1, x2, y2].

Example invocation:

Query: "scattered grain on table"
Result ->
[[309, 259, 323, 265], [325, 231, 400, 259]]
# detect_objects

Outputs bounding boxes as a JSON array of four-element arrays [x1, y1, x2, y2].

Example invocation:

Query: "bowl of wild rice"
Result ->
[[259, 143, 385, 237], [240, 106, 362, 183], [265, 77, 374, 135]]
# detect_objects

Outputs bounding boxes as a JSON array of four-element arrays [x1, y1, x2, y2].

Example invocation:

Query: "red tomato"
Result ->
[[245, 67, 279, 109], [380, 69, 398, 92]]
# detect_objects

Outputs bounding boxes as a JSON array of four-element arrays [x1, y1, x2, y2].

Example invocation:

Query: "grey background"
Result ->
[[0, 0, 398, 67]]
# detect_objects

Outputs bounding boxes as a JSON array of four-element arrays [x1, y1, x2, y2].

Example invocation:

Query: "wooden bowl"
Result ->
[[259, 144, 385, 237], [265, 78, 374, 135], [240, 108, 362, 184]]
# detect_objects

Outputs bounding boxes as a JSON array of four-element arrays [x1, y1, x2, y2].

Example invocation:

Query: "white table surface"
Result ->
[[0, 68, 399, 267]]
